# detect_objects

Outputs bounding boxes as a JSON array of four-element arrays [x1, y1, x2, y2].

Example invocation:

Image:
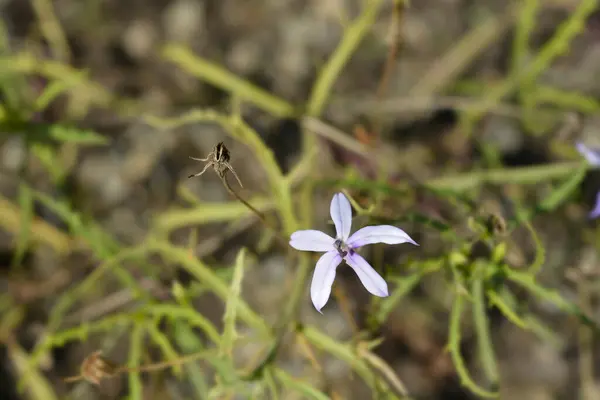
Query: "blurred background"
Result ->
[[2, 0, 600, 399]]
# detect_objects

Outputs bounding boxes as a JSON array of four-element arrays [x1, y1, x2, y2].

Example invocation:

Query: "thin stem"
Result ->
[[320, 161, 590, 194], [575, 251, 596, 400], [370, 1, 405, 212], [358, 346, 412, 399], [63, 350, 213, 384], [371, 0, 405, 140], [220, 173, 289, 249], [578, 277, 594, 400], [243, 255, 311, 380], [119, 351, 208, 374], [306, 0, 384, 117]]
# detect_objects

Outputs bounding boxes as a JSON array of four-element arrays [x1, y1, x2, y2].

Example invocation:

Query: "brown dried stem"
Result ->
[[63, 350, 212, 385], [188, 142, 289, 249]]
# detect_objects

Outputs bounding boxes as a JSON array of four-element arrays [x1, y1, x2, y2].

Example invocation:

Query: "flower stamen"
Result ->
[[334, 239, 349, 258]]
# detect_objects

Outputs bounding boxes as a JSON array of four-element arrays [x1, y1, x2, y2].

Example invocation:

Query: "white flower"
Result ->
[[289, 192, 418, 312]]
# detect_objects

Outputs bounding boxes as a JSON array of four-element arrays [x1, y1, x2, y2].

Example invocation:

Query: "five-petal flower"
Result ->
[[576, 142, 600, 219], [289, 192, 418, 312]]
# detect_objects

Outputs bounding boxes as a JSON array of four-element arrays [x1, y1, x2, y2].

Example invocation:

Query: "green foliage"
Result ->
[[127, 323, 145, 400], [448, 288, 498, 398], [11, 184, 33, 269], [171, 321, 210, 398], [161, 45, 297, 118], [221, 248, 247, 357], [144, 304, 221, 345], [459, 0, 599, 136], [512, 0, 540, 133], [274, 368, 330, 400], [471, 264, 499, 388], [146, 322, 183, 377], [3, 0, 600, 399], [8, 342, 58, 400]]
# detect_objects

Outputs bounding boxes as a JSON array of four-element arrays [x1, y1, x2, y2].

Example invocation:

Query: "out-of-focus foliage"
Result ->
[[2, 0, 600, 399]]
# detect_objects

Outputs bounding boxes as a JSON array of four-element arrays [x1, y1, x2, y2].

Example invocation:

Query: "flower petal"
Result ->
[[330, 192, 352, 240], [344, 253, 388, 297], [589, 191, 600, 219], [290, 230, 335, 252], [310, 251, 342, 313], [576, 142, 600, 166], [347, 225, 418, 249]]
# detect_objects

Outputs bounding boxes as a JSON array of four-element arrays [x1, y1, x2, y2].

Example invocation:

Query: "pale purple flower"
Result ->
[[576, 142, 600, 219], [590, 192, 600, 219], [576, 142, 600, 166], [289, 192, 418, 312]]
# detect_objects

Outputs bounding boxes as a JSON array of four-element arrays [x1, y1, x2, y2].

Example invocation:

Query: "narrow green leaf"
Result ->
[[522, 218, 545, 275], [154, 198, 271, 234], [539, 164, 587, 211], [303, 326, 378, 392], [206, 357, 242, 387], [522, 314, 564, 348], [147, 240, 270, 337], [127, 323, 145, 400], [146, 322, 183, 377], [471, 271, 499, 385], [46, 246, 148, 336], [172, 321, 209, 399], [274, 367, 330, 400], [0, 20, 31, 114], [486, 290, 528, 330], [11, 183, 33, 269], [376, 272, 423, 324], [263, 367, 280, 400], [47, 124, 108, 144], [142, 304, 221, 345], [161, 44, 295, 117], [506, 270, 600, 334], [306, 0, 384, 116], [535, 85, 600, 114], [30, 143, 64, 183], [9, 342, 58, 400], [33, 190, 147, 305], [33, 74, 86, 111], [221, 248, 247, 356], [319, 161, 589, 194], [462, 0, 598, 126], [447, 292, 498, 398]]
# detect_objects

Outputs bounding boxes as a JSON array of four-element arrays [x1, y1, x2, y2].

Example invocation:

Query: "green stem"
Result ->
[[506, 269, 600, 334], [465, 0, 598, 125], [472, 265, 499, 386], [425, 161, 587, 191], [162, 44, 296, 117], [306, 0, 385, 117], [146, 240, 271, 337], [320, 161, 590, 193], [448, 291, 498, 398]]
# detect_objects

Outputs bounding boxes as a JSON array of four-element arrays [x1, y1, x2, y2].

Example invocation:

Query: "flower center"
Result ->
[[334, 239, 351, 258]]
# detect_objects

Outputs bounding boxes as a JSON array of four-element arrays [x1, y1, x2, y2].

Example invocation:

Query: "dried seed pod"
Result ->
[[80, 350, 118, 386], [188, 142, 243, 187]]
